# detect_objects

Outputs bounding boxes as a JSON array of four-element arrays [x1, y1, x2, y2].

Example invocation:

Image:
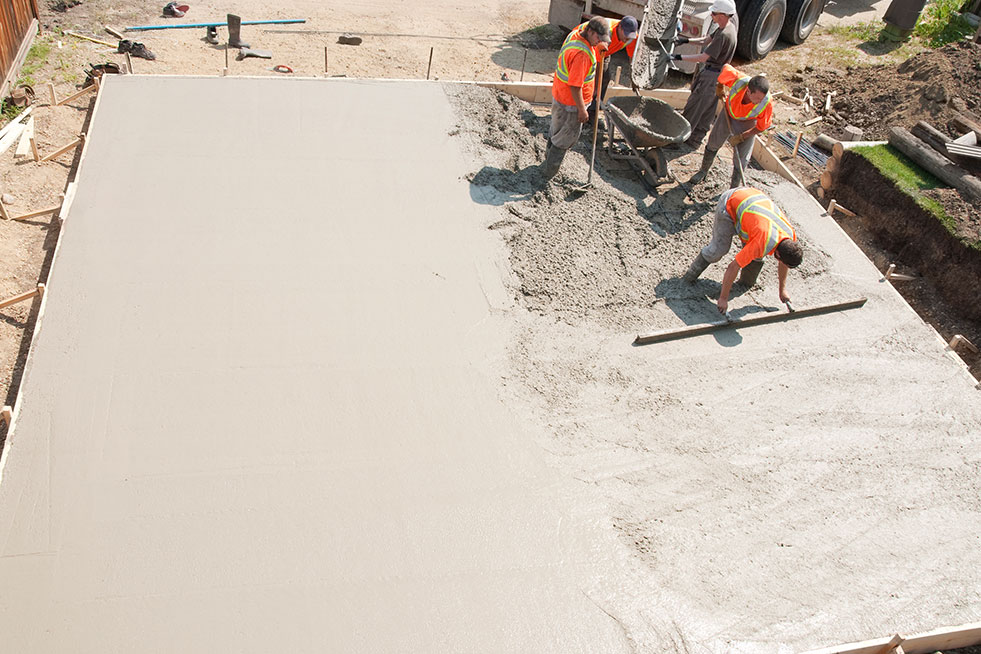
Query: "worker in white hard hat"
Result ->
[[667, 0, 738, 149]]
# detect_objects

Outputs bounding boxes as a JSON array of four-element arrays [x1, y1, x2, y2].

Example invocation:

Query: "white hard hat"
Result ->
[[710, 0, 737, 15]]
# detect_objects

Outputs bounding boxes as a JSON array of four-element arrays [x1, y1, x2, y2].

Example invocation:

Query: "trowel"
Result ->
[[236, 47, 273, 60]]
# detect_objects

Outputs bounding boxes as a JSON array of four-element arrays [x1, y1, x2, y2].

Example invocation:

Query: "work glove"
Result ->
[[669, 54, 682, 61], [715, 83, 726, 100], [675, 36, 690, 44], [728, 133, 746, 147]]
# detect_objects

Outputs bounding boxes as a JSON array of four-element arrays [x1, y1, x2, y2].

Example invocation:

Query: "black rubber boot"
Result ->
[[689, 148, 718, 185], [227, 14, 250, 49], [205, 26, 219, 44], [737, 259, 765, 287], [542, 144, 566, 180], [683, 253, 710, 283]]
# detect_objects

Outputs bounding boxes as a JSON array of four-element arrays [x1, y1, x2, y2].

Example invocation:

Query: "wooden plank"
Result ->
[[475, 80, 691, 109], [0, 122, 25, 155], [803, 116, 823, 127], [900, 622, 981, 654], [55, 83, 97, 106], [11, 205, 60, 221], [105, 25, 125, 39], [0, 18, 38, 104], [0, 286, 40, 310], [752, 138, 807, 190], [0, 104, 32, 141], [39, 134, 84, 162], [14, 115, 33, 158], [58, 181, 77, 222], [634, 298, 868, 345], [800, 635, 901, 654]]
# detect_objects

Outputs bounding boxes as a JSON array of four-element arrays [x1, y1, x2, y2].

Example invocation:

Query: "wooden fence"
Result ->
[[0, 0, 39, 100]]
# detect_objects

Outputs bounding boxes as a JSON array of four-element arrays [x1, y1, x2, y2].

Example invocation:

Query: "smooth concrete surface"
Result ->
[[0, 77, 629, 653]]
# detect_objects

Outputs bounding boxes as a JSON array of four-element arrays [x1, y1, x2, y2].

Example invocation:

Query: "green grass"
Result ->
[[853, 144, 978, 249], [914, 0, 976, 46], [17, 37, 52, 87], [827, 20, 884, 42]]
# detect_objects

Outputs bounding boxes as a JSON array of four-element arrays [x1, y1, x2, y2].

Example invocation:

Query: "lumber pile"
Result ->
[[888, 126, 981, 205]]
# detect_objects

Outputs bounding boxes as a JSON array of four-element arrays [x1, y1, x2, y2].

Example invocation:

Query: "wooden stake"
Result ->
[[105, 25, 125, 40], [824, 93, 832, 113], [520, 48, 527, 82], [877, 634, 905, 654], [11, 206, 61, 221], [949, 334, 980, 353], [324, 45, 328, 75], [56, 83, 97, 106], [426, 46, 434, 80], [127, 51, 134, 74], [1, 406, 11, 427], [0, 286, 41, 310], [47, 82, 57, 105], [29, 136, 39, 162], [803, 116, 823, 127], [792, 132, 803, 158], [40, 134, 85, 163], [0, 198, 10, 220]]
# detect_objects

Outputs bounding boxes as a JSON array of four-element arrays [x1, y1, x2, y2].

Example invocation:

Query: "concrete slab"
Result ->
[[0, 77, 629, 653]]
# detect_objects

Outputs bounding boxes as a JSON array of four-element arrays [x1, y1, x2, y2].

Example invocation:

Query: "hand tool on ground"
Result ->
[[570, 55, 606, 197], [634, 297, 867, 345], [270, 65, 293, 74], [237, 47, 273, 60]]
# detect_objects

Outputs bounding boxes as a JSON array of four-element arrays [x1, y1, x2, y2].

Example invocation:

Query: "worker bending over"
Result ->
[[542, 17, 610, 180], [683, 186, 804, 314], [689, 64, 772, 188], [668, 0, 738, 149]]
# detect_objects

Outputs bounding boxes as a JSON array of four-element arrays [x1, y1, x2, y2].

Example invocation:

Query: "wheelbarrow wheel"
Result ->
[[643, 148, 670, 180]]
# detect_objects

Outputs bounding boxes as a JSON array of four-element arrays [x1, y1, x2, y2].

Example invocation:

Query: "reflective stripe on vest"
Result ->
[[727, 76, 771, 120], [555, 29, 597, 84], [734, 193, 795, 255]]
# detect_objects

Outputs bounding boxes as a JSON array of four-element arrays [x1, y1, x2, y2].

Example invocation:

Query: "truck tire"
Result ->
[[780, 0, 826, 43], [737, 0, 786, 60]]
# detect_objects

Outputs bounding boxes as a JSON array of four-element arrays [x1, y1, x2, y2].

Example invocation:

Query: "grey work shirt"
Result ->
[[703, 19, 737, 69]]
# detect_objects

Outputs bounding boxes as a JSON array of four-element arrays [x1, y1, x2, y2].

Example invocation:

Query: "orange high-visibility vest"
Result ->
[[606, 19, 637, 58], [553, 27, 599, 105], [719, 64, 772, 128], [726, 188, 796, 266]]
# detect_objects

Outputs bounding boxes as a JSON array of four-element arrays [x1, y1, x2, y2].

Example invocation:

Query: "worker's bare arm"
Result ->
[[571, 86, 589, 123], [777, 261, 791, 303], [717, 259, 741, 313]]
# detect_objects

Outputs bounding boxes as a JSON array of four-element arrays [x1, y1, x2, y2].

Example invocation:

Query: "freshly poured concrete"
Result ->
[[2, 76, 981, 654], [0, 77, 629, 652]]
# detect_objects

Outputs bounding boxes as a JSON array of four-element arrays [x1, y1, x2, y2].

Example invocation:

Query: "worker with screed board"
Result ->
[[683, 186, 804, 314], [542, 16, 611, 180], [687, 63, 772, 188], [585, 15, 641, 128], [667, 0, 738, 149]]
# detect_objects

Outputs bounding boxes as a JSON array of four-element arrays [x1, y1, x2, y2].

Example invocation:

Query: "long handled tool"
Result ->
[[633, 297, 867, 345], [571, 54, 605, 196], [724, 110, 746, 187]]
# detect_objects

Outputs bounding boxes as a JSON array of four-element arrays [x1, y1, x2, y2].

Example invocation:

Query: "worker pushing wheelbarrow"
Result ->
[[604, 95, 691, 191]]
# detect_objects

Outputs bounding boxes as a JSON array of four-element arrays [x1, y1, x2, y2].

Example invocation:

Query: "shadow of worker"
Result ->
[[469, 165, 540, 206], [650, 276, 773, 348]]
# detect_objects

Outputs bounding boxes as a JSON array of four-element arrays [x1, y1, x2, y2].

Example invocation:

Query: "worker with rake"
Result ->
[[683, 186, 804, 314], [542, 16, 611, 180], [688, 63, 772, 188]]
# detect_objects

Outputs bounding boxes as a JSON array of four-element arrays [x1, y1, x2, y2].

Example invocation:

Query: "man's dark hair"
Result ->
[[748, 75, 769, 95], [776, 239, 803, 268]]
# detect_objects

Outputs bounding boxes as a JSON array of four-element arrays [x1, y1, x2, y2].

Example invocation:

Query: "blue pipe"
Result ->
[[125, 19, 306, 31]]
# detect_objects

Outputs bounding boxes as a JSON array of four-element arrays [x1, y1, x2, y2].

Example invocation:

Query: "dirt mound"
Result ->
[[799, 41, 981, 140]]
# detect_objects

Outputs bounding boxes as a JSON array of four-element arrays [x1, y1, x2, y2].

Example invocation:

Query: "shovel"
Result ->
[[724, 110, 746, 187], [570, 55, 605, 196]]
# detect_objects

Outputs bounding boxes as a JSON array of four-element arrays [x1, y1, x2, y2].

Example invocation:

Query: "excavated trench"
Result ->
[[832, 151, 981, 376]]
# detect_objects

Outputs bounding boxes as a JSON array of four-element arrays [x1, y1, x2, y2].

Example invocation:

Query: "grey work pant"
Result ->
[[681, 67, 722, 144], [706, 110, 755, 181], [701, 188, 738, 262], [549, 98, 584, 150]]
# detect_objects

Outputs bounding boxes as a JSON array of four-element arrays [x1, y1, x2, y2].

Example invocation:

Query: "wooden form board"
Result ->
[[475, 81, 691, 110], [802, 622, 981, 654], [752, 138, 808, 190]]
